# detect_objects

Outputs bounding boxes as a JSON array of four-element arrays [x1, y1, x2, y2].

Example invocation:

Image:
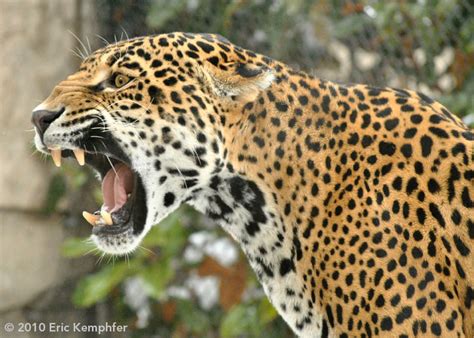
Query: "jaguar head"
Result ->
[[32, 33, 274, 255]]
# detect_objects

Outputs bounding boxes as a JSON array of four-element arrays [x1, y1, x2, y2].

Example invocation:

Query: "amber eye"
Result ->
[[113, 74, 130, 88]]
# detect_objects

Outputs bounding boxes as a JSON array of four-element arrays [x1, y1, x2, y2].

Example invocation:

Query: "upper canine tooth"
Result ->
[[82, 211, 100, 226], [73, 148, 85, 166], [49, 148, 62, 167], [100, 210, 113, 225]]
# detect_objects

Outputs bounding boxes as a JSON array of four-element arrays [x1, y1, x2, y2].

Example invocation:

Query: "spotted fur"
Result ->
[[33, 33, 473, 337]]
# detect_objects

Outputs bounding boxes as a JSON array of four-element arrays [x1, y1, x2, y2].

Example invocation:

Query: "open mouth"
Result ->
[[47, 134, 147, 238]]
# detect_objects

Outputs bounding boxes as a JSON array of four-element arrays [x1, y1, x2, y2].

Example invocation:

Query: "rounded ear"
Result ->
[[197, 61, 275, 102]]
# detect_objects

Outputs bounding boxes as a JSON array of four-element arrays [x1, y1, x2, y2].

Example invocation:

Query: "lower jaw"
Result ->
[[85, 159, 148, 237], [91, 229, 141, 255], [91, 175, 149, 256]]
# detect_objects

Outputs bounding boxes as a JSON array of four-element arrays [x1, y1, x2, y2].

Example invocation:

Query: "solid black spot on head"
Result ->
[[197, 132, 207, 143], [253, 136, 265, 148], [410, 114, 423, 124], [384, 118, 399, 131], [148, 85, 164, 104], [170, 91, 182, 104], [298, 95, 308, 105], [404, 128, 417, 139], [430, 322, 441, 336], [277, 130, 286, 142], [151, 59, 163, 68], [144, 118, 154, 127], [275, 179, 283, 189], [196, 40, 215, 53], [406, 177, 418, 195], [375, 295, 385, 307], [271, 117, 281, 126], [177, 116, 186, 126], [401, 104, 414, 112], [154, 69, 169, 77], [158, 37, 169, 47], [420, 135, 433, 157], [275, 101, 288, 112], [379, 141, 396, 156], [361, 135, 373, 148], [429, 127, 449, 139], [400, 144, 412, 158], [380, 317, 393, 331], [164, 76, 178, 86]]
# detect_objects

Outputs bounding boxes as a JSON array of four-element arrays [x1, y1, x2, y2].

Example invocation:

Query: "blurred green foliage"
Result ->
[[55, 0, 474, 337]]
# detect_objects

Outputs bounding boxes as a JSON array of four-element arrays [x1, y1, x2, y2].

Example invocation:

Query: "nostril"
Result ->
[[31, 107, 65, 136]]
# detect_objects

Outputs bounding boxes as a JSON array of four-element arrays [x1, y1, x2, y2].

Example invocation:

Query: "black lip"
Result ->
[[76, 123, 147, 237]]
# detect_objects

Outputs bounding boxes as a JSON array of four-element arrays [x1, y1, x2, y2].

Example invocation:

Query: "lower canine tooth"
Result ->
[[49, 148, 62, 167], [73, 148, 85, 166], [101, 210, 113, 225], [82, 211, 100, 226]]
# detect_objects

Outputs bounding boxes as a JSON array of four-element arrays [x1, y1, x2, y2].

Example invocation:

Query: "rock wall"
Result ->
[[0, 1, 100, 336]]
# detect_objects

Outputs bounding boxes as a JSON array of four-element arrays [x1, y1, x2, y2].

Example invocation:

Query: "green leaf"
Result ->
[[257, 298, 278, 326], [220, 304, 258, 338], [333, 14, 372, 39], [139, 260, 174, 300], [176, 299, 211, 334], [142, 211, 188, 257], [61, 237, 96, 258], [146, 0, 187, 28], [72, 262, 132, 308]]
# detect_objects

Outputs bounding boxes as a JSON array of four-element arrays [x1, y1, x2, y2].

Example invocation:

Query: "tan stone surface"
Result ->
[[0, 212, 64, 311], [0, 0, 82, 210]]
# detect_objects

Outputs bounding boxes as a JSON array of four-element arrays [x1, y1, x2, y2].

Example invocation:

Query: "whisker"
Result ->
[[95, 34, 110, 47], [172, 162, 189, 191], [68, 30, 90, 59], [69, 48, 85, 60], [138, 245, 156, 257], [86, 36, 92, 55], [82, 247, 100, 257], [120, 26, 130, 41], [96, 252, 106, 265]]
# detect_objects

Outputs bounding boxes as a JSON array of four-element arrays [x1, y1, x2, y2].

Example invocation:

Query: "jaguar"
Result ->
[[32, 32, 473, 337]]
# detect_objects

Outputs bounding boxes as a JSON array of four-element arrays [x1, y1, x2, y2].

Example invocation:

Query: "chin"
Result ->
[[91, 227, 144, 255]]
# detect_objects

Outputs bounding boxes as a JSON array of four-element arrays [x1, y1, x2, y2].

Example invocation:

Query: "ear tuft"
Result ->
[[198, 62, 274, 101]]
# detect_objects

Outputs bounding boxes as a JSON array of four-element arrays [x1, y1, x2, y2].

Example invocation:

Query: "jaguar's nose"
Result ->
[[31, 107, 65, 138]]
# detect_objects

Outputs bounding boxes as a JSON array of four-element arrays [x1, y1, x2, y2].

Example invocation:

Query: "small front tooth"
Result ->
[[73, 148, 85, 166], [101, 210, 113, 225], [82, 211, 100, 226], [49, 148, 62, 167]]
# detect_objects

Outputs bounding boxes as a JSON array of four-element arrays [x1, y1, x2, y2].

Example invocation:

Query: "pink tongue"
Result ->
[[102, 163, 134, 212]]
